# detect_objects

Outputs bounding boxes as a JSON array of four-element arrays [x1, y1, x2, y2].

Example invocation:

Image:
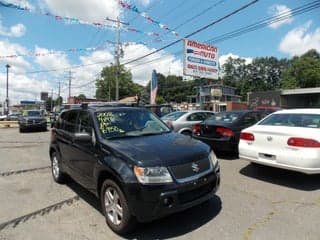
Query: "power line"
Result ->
[[207, 0, 320, 44], [127, 0, 320, 69], [17, 0, 258, 75], [17, 0, 318, 80], [123, 0, 259, 65], [161, 0, 227, 38]]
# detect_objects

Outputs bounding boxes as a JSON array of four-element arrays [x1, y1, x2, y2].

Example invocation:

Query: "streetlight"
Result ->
[[5, 64, 10, 117]]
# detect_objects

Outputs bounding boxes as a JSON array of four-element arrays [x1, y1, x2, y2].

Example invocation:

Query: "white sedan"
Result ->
[[239, 109, 320, 174]]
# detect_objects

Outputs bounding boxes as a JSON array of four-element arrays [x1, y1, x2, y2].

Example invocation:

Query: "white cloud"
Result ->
[[219, 53, 252, 66], [268, 4, 293, 29], [139, 0, 151, 6], [43, 0, 120, 23], [34, 46, 71, 71], [0, 72, 53, 105], [279, 21, 320, 56], [0, 22, 26, 37], [0, 40, 30, 73], [65, 43, 183, 99], [68, 50, 114, 98], [123, 44, 183, 86]]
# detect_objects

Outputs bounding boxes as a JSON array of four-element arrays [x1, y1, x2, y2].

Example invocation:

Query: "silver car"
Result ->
[[161, 110, 215, 135]]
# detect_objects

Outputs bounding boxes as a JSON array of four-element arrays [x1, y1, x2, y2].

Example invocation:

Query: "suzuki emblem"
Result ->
[[267, 136, 273, 141], [191, 162, 200, 173]]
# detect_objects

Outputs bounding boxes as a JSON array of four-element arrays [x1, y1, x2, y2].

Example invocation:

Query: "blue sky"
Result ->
[[0, 0, 319, 104]]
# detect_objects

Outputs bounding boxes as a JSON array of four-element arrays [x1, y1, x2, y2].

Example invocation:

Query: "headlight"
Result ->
[[134, 166, 173, 184], [209, 151, 218, 167]]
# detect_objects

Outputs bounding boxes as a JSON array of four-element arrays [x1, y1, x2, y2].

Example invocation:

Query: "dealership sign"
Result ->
[[183, 39, 219, 79]]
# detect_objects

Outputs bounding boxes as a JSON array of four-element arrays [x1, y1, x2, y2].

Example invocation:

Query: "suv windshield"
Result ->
[[96, 109, 170, 139], [23, 110, 41, 117]]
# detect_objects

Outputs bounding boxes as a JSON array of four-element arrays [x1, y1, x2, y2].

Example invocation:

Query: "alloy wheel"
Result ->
[[52, 154, 60, 179], [104, 187, 123, 225]]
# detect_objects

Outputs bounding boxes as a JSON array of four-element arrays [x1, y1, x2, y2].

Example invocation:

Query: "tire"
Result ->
[[19, 128, 23, 133], [51, 151, 66, 184], [100, 179, 136, 234]]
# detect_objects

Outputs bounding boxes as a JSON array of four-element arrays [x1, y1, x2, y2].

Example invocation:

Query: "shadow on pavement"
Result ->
[[240, 163, 320, 191], [125, 195, 222, 239], [66, 179, 222, 239]]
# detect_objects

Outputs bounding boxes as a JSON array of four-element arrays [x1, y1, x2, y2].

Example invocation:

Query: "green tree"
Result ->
[[281, 49, 320, 89], [55, 96, 63, 106], [96, 65, 143, 100], [222, 56, 289, 100], [77, 94, 86, 100], [45, 97, 53, 111], [146, 73, 197, 103]]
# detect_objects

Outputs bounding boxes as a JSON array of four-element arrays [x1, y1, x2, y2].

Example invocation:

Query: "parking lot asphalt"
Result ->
[[0, 128, 319, 240]]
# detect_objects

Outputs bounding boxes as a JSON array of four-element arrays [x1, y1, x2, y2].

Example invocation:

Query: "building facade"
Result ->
[[188, 84, 244, 112]]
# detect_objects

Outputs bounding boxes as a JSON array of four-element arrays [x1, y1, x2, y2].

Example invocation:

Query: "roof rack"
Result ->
[[80, 102, 139, 109]]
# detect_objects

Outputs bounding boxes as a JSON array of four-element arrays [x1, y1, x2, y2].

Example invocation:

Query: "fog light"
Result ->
[[163, 197, 173, 207]]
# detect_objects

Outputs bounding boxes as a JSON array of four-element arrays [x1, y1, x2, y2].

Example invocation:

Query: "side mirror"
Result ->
[[74, 132, 92, 143]]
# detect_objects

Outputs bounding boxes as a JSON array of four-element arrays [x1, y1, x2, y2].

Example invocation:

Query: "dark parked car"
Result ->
[[50, 104, 220, 234], [18, 110, 47, 132], [192, 110, 271, 156]]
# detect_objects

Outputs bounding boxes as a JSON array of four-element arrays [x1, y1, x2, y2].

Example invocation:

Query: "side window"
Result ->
[[243, 112, 258, 126], [205, 112, 214, 119], [187, 113, 204, 121], [57, 112, 66, 129], [64, 110, 78, 133], [77, 111, 93, 135]]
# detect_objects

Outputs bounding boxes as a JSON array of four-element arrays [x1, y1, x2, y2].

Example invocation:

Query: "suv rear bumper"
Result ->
[[124, 167, 220, 222]]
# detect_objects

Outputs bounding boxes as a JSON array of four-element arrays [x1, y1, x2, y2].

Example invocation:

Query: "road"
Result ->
[[0, 128, 319, 240]]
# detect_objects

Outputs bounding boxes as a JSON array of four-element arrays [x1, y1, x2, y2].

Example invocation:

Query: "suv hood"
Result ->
[[101, 132, 210, 167]]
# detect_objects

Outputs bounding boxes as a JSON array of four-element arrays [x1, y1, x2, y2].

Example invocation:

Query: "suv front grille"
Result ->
[[169, 158, 210, 180]]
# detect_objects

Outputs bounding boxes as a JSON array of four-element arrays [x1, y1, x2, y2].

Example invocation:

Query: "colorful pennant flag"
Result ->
[[118, 0, 179, 37]]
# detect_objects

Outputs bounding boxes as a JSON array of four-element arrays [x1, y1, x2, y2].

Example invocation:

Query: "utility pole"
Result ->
[[5, 64, 10, 117], [50, 88, 53, 112], [68, 71, 74, 102], [106, 17, 128, 101], [58, 80, 61, 108], [115, 17, 120, 101]]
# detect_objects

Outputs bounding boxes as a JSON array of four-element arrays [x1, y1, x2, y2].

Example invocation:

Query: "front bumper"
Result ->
[[124, 164, 220, 222], [19, 122, 47, 130]]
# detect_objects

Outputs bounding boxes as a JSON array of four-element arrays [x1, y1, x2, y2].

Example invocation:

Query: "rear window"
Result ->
[[207, 111, 242, 123], [259, 113, 320, 128]]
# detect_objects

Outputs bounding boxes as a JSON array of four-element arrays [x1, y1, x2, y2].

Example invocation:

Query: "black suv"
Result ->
[[19, 110, 47, 132], [49, 103, 220, 234]]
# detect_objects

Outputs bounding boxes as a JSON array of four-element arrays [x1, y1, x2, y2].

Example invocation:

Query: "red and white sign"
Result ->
[[183, 39, 219, 79]]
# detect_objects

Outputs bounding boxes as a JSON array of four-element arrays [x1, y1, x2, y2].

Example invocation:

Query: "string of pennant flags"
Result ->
[[0, 1, 171, 39], [118, 0, 179, 37], [0, 41, 147, 59]]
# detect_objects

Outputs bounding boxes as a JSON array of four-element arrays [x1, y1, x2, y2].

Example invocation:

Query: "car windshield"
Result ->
[[259, 113, 320, 128], [24, 111, 41, 117], [161, 111, 187, 121], [96, 109, 171, 139], [207, 111, 242, 123]]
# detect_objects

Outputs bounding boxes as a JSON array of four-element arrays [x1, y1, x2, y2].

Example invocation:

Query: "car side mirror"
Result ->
[[74, 132, 92, 143]]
